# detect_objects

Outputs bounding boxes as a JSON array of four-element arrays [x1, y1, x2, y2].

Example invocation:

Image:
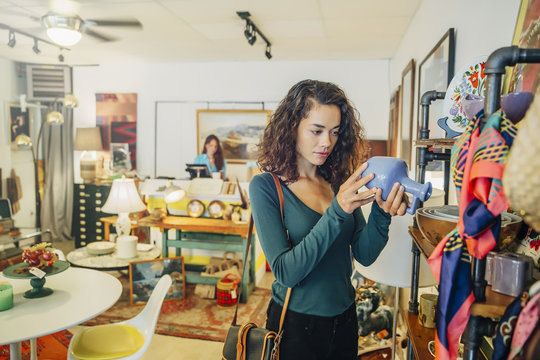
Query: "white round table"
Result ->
[[66, 245, 161, 270], [0, 267, 122, 360]]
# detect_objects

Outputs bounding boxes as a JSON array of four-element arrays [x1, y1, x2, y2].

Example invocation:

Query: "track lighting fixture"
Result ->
[[58, 54, 65, 62], [8, 30, 16, 48], [236, 11, 272, 60], [0, 23, 71, 56], [32, 39, 40, 54]]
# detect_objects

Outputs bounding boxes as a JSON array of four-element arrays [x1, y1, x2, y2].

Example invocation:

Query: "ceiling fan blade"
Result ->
[[84, 28, 117, 42], [85, 19, 142, 28]]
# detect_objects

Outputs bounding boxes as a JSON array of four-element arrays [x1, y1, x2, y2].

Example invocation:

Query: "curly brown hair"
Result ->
[[258, 79, 366, 191]]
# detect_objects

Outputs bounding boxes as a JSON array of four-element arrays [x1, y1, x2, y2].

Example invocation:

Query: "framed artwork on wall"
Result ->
[[96, 93, 138, 169], [196, 109, 271, 162], [417, 28, 456, 140], [400, 59, 415, 168], [129, 256, 186, 305], [387, 86, 400, 158], [506, 0, 540, 94], [8, 104, 30, 144]]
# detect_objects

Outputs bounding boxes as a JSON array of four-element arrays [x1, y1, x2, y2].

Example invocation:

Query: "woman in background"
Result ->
[[193, 134, 226, 179], [249, 79, 407, 359]]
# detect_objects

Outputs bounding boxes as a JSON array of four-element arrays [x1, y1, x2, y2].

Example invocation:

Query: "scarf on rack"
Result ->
[[428, 109, 518, 360]]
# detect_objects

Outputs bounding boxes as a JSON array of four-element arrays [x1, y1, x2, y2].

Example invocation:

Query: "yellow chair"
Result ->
[[68, 274, 172, 360]]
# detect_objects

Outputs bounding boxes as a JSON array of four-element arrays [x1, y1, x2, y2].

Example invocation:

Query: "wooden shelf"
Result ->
[[403, 310, 435, 359], [408, 226, 436, 260], [414, 138, 456, 149], [408, 226, 514, 319]]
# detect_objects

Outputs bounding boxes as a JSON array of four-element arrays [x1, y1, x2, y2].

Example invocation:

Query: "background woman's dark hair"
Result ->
[[258, 79, 366, 191], [202, 134, 224, 170]]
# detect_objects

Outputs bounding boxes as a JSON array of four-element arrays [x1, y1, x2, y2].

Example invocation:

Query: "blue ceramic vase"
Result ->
[[361, 156, 432, 215]]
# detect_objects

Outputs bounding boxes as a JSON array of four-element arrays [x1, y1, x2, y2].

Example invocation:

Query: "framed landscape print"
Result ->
[[196, 109, 271, 162], [400, 59, 415, 168], [417, 28, 455, 140], [506, 0, 540, 93], [129, 256, 185, 305]]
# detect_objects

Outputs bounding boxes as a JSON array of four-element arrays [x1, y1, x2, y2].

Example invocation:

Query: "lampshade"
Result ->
[[43, 14, 83, 46], [14, 134, 32, 149], [46, 110, 64, 124], [63, 94, 78, 108], [74, 127, 103, 151], [353, 189, 445, 288], [164, 180, 186, 203], [101, 178, 146, 215]]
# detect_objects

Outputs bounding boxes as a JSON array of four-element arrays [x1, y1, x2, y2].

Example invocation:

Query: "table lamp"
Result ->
[[355, 189, 443, 360], [74, 127, 103, 183], [101, 178, 146, 237], [164, 180, 186, 204]]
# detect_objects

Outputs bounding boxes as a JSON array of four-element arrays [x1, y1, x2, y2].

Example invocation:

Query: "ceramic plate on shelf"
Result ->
[[442, 56, 488, 135], [187, 199, 205, 218]]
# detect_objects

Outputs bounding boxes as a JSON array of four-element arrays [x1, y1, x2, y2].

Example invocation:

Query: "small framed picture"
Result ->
[[129, 256, 186, 305], [8, 104, 30, 143]]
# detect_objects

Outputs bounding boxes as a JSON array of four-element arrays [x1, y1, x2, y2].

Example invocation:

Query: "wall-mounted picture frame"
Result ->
[[387, 86, 401, 158], [129, 256, 186, 305], [8, 104, 30, 144], [417, 28, 456, 140], [400, 59, 415, 168], [196, 109, 271, 162], [506, 0, 540, 94]]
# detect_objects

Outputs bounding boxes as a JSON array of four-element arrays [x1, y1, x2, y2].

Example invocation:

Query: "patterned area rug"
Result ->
[[83, 275, 271, 342], [0, 330, 72, 360]]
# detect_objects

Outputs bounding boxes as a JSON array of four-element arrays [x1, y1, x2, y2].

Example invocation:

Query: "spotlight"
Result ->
[[32, 39, 40, 54], [237, 11, 272, 59], [58, 54, 64, 62], [8, 30, 16, 48], [265, 45, 272, 60], [248, 33, 256, 45]]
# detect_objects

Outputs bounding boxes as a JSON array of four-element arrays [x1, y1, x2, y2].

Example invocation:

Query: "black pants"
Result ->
[[265, 299, 358, 360]]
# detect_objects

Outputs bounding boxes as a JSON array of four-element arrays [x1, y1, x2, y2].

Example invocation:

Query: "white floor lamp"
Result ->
[[355, 189, 443, 360]]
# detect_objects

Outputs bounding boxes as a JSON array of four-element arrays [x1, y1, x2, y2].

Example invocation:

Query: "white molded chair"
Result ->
[[67, 274, 172, 360]]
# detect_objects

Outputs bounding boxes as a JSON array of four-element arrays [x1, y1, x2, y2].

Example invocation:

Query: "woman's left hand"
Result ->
[[375, 182, 408, 216]]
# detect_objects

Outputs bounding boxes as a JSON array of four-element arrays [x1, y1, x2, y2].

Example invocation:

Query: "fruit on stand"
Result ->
[[22, 243, 58, 269]]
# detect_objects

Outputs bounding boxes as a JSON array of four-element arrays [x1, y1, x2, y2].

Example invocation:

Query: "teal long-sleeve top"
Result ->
[[249, 172, 392, 317], [193, 154, 226, 179]]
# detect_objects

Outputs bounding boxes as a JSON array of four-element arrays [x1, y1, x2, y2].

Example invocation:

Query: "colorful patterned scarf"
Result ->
[[428, 109, 517, 360]]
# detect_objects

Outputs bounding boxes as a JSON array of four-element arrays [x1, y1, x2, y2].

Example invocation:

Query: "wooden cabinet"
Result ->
[[71, 183, 111, 248]]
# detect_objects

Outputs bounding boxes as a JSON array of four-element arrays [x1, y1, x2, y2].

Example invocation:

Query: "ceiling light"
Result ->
[[236, 11, 272, 60], [42, 13, 83, 46], [8, 30, 15, 48], [32, 39, 40, 54]]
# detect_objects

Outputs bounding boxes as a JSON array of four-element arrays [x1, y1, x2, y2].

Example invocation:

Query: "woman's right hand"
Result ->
[[336, 162, 378, 214]]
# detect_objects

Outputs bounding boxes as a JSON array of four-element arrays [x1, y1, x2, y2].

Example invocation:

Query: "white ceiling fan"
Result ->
[[41, 12, 142, 46]]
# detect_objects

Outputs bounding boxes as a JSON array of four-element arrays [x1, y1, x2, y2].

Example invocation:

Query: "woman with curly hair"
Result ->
[[249, 79, 407, 359]]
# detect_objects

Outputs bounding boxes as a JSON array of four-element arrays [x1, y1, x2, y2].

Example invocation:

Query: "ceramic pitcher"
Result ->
[[361, 156, 432, 215]]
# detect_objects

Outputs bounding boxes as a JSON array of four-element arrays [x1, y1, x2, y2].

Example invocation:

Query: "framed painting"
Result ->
[[400, 59, 415, 168], [8, 104, 30, 144], [387, 86, 400, 157], [417, 28, 456, 140], [196, 109, 271, 162], [506, 0, 540, 94], [129, 256, 185, 305]]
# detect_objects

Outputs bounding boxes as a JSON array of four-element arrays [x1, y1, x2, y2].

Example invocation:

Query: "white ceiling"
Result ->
[[0, 0, 421, 65]]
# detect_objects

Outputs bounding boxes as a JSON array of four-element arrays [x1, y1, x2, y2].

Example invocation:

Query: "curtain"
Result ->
[[40, 107, 74, 242]]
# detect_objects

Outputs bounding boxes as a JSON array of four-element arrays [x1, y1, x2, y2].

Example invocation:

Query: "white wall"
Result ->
[[390, 0, 521, 204], [73, 60, 390, 180], [391, 0, 521, 138], [0, 58, 38, 227]]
